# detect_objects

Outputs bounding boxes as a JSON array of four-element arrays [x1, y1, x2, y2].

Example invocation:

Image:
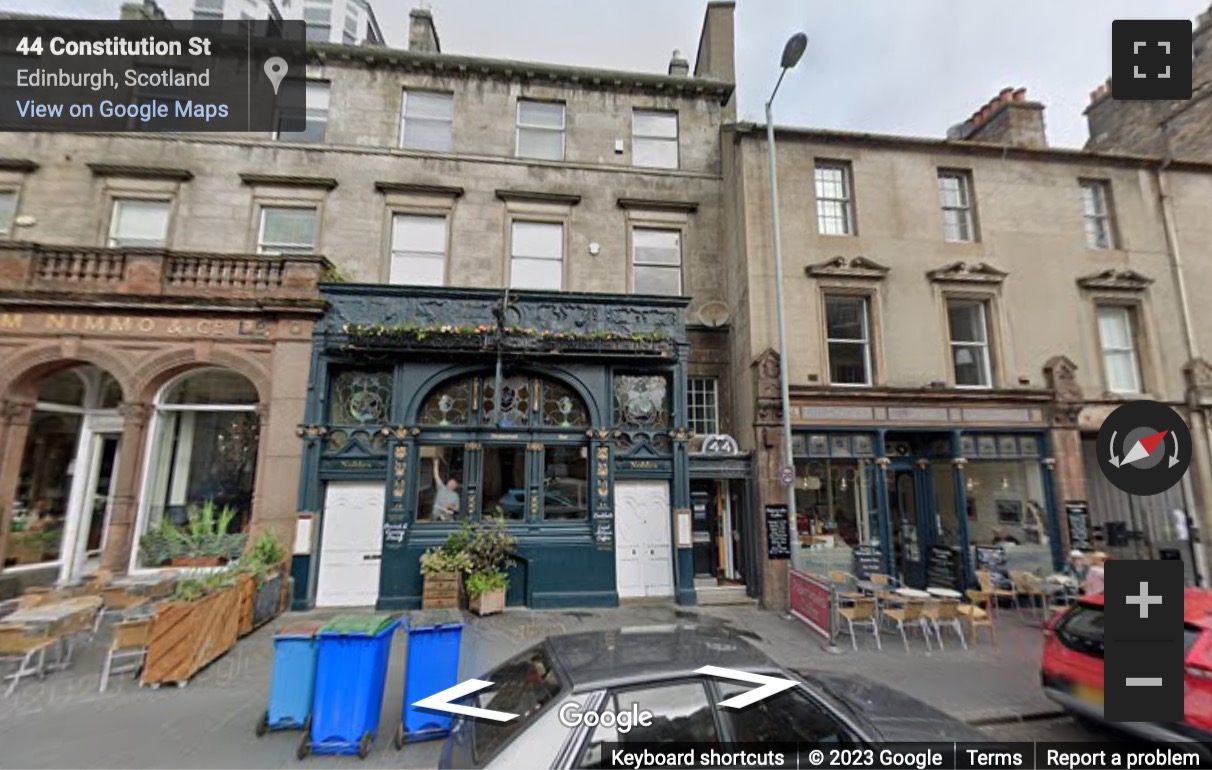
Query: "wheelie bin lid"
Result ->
[[275, 621, 325, 639], [319, 613, 399, 637], [403, 608, 464, 632]]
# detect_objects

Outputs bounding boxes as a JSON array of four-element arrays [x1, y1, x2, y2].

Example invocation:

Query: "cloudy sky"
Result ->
[[7, 0, 1209, 147]]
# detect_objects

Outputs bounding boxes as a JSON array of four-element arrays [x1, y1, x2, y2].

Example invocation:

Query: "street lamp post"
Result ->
[[765, 32, 808, 528]]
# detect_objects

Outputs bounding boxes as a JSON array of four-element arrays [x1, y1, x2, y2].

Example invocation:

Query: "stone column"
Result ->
[[0, 399, 35, 569], [101, 401, 152, 573], [751, 349, 788, 611], [1044, 356, 1084, 555], [1184, 359, 1212, 583]]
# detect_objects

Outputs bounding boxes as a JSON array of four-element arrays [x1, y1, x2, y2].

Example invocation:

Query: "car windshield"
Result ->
[[1185, 625, 1203, 657], [472, 644, 564, 766], [1056, 603, 1104, 658]]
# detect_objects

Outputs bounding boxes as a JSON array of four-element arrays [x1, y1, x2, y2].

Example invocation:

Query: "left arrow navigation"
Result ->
[[411, 679, 519, 722]]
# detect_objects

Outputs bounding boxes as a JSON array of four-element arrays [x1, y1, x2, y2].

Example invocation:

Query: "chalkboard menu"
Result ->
[[927, 545, 960, 589], [1065, 501, 1091, 551], [853, 544, 883, 579], [765, 505, 791, 560], [974, 544, 1008, 578]]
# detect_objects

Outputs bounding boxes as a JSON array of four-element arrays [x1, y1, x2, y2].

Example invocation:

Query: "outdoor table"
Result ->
[[926, 587, 962, 599], [856, 580, 882, 595], [4, 595, 101, 671], [112, 573, 178, 598], [894, 587, 931, 599]]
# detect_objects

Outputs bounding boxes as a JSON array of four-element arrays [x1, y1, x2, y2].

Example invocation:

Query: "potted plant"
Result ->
[[419, 543, 471, 610], [463, 516, 516, 616], [142, 565, 243, 687], [168, 501, 247, 568], [233, 530, 288, 635], [138, 516, 178, 567]]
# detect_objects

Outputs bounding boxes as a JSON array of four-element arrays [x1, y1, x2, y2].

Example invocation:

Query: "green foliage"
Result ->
[[250, 529, 287, 568], [465, 570, 508, 599], [341, 322, 670, 345], [174, 566, 239, 603], [323, 265, 353, 283], [138, 516, 179, 567], [420, 546, 472, 576], [137, 500, 247, 566], [464, 516, 517, 576]]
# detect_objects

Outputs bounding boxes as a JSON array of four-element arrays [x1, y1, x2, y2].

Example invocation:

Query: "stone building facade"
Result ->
[[726, 90, 1212, 609], [0, 3, 750, 610]]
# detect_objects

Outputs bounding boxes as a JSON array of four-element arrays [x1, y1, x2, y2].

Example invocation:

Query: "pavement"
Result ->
[[0, 602, 1058, 769]]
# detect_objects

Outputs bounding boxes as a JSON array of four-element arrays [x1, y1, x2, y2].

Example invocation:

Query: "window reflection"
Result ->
[[483, 446, 528, 520], [543, 445, 588, 520]]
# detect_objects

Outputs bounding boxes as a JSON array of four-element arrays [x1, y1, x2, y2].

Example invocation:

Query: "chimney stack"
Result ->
[[409, 3, 441, 54], [952, 86, 1048, 148], [120, 0, 166, 21], [668, 49, 689, 76]]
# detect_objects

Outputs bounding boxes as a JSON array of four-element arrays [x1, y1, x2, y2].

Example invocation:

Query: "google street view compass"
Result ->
[[1097, 399, 1191, 496]]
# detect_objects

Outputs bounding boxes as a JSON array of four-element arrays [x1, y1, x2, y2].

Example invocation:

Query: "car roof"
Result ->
[[545, 624, 780, 692], [1079, 588, 1212, 628]]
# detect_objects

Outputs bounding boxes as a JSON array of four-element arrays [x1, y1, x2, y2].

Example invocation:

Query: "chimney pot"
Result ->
[[668, 49, 690, 77], [1013, 87, 1027, 102], [1000, 87, 1014, 102]]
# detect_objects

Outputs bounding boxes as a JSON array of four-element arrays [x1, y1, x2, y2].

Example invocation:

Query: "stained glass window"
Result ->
[[328, 369, 393, 425], [483, 376, 532, 428], [420, 377, 473, 426], [542, 380, 588, 428], [614, 374, 669, 429]]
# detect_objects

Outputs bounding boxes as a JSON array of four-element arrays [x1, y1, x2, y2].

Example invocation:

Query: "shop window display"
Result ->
[[964, 459, 1051, 575], [790, 458, 876, 575]]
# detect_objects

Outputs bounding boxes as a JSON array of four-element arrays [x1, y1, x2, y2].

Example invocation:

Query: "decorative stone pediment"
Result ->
[[926, 261, 1008, 284], [1043, 355, 1082, 403], [806, 256, 889, 280], [1185, 358, 1212, 404], [1076, 268, 1153, 291], [752, 348, 781, 379]]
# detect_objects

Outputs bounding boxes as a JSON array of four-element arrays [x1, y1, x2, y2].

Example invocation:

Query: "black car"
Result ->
[[439, 624, 990, 768]]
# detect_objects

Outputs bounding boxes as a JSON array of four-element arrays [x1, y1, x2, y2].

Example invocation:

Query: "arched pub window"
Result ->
[[414, 372, 591, 525]]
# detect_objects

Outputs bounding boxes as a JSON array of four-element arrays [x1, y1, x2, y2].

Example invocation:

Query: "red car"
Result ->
[[1041, 587, 1212, 742]]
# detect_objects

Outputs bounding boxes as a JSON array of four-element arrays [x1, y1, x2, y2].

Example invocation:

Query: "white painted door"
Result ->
[[614, 481, 673, 598], [316, 482, 386, 607]]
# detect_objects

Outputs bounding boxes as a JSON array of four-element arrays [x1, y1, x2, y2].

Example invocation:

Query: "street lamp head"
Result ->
[[780, 32, 808, 69]]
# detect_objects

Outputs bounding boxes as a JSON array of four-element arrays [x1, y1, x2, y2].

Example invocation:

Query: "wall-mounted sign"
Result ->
[[765, 504, 791, 560], [383, 520, 407, 546], [779, 465, 795, 486], [294, 513, 315, 555], [852, 544, 883, 580], [701, 434, 740, 455], [676, 508, 693, 549], [1065, 501, 1091, 551]]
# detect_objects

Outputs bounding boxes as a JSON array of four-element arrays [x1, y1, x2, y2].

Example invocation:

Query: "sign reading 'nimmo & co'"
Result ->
[[0, 312, 269, 338]]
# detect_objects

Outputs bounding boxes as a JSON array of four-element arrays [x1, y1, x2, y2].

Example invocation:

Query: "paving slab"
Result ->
[[0, 604, 1054, 768]]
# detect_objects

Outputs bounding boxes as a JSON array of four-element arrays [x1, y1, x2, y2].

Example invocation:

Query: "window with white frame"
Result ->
[[257, 207, 317, 254], [815, 161, 854, 236], [1097, 304, 1143, 394], [0, 190, 18, 237], [108, 199, 171, 248], [342, 6, 359, 44], [274, 81, 329, 143], [192, 0, 224, 21], [510, 221, 563, 290], [687, 377, 719, 436], [947, 300, 993, 388], [1081, 180, 1115, 250], [400, 91, 454, 151], [516, 100, 565, 160], [632, 110, 678, 168], [824, 295, 871, 385], [389, 214, 446, 286], [938, 170, 975, 242], [632, 228, 682, 296], [303, 0, 331, 41]]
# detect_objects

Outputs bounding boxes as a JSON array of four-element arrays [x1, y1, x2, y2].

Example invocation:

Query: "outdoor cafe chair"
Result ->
[[827, 570, 865, 605], [923, 598, 967, 650], [1011, 571, 1048, 618], [98, 617, 152, 693], [881, 600, 933, 653], [0, 623, 55, 696], [976, 569, 1017, 614], [957, 589, 998, 646], [94, 588, 149, 634], [837, 598, 881, 651]]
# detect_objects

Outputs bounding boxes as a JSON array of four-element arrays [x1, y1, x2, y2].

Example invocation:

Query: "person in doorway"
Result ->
[[1083, 551, 1108, 595], [431, 458, 461, 521], [1063, 549, 1089, 584]]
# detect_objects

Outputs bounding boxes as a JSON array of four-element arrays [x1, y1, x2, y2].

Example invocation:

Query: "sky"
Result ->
[[6, 0, 1210, 148]]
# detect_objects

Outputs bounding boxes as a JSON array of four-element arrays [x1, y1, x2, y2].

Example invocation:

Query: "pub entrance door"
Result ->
[[887, 461, 938, 588]]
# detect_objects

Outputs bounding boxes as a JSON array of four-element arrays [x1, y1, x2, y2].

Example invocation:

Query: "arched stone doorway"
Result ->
[[6, 365, 125, 581]]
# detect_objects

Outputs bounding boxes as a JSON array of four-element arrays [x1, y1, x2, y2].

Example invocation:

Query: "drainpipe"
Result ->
[[1156, 151, 1212, 586]]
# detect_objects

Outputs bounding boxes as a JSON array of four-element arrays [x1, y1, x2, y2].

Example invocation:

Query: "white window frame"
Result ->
[[515, 100, 565, 161], [1097, 304, 1143, 394], [400, 90, 454, 151], [273, 80, 330, 143], [815, 161, 854, 236], [0, 189, 19, 238], [257, 206, 318, 255], [824, 294, 872, 386], [1081, 180, 1115, 250], [938, 170, 975, 242], [107, 198, 171, 249], [389, 213, 447, 286], [687, 377, 719, 436], [947, 299, 993, 389], [632, 109, 679, 169], [509, 220, 564, 290], [631, 227, 682, 296]]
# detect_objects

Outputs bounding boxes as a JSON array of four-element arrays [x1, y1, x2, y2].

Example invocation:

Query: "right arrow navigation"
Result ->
[[694, 665, 797, 709]]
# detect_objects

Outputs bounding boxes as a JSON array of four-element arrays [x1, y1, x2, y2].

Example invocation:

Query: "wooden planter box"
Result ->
[[170, 556, 225, 568], [422, 571, 460, 610], [469, 588, 505, 616], [236, 572, 285, 637], [141, 585, 241, 687]]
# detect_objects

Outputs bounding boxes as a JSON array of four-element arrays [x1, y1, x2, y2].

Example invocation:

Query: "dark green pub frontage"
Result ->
[[292, 285, 697, 610]]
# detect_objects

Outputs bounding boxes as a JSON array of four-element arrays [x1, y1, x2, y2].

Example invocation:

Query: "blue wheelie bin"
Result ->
[[298, 614, 400, 761], [394, 611, 464, 748], [257, 621, 324, 737]]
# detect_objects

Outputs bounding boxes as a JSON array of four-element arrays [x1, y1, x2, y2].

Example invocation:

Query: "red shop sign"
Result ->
[[789, 569, 832, 641]]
